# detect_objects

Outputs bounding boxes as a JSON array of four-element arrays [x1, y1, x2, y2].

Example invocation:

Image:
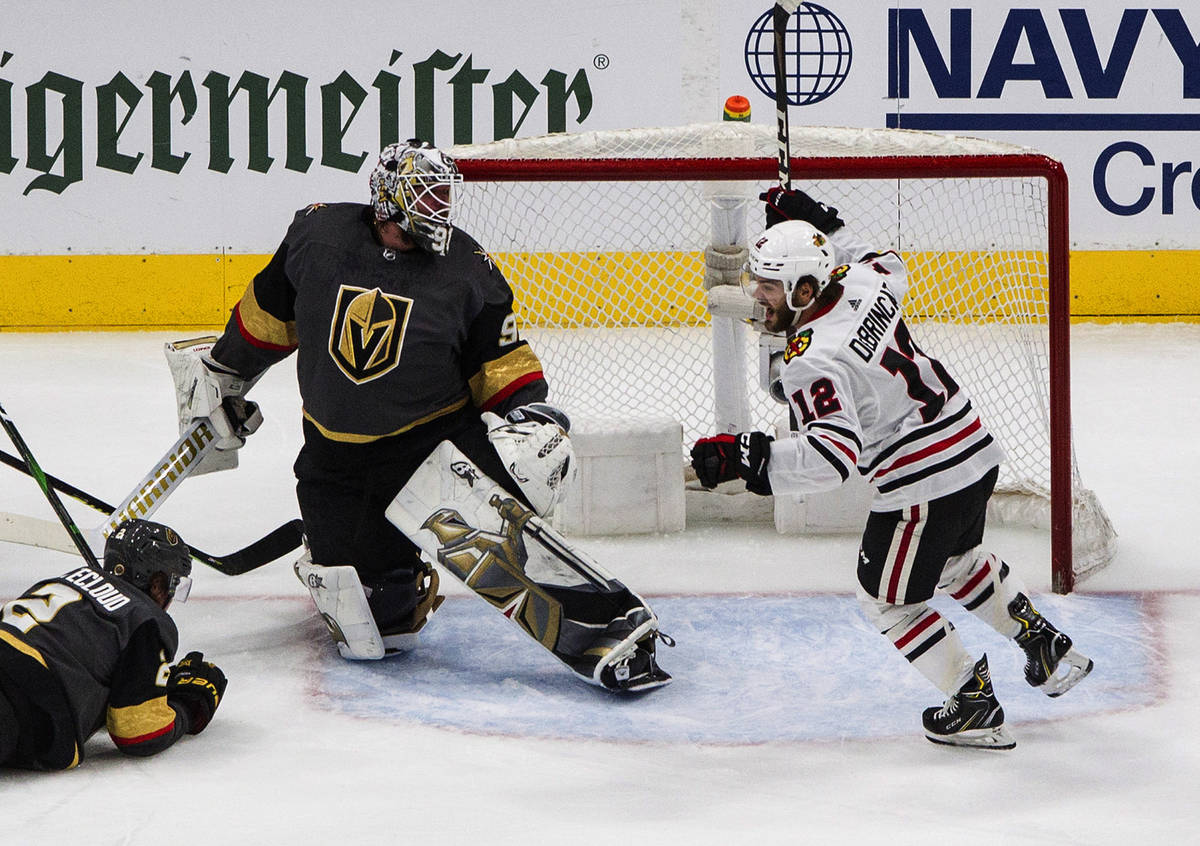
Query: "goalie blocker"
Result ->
[[385, 441, 672, 692]]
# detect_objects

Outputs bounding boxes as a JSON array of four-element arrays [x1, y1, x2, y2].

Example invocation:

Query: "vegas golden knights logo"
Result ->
[[421, 495, 562, 648], [328, 285, 413, 384]]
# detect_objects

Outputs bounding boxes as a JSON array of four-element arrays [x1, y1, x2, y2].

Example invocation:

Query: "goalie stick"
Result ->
[[0, 429, 303, 576]]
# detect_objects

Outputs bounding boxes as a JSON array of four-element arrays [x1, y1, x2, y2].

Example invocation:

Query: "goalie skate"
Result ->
[[295, 552, 443, 659], [581, 606, 673, 692], [386, 441, 672, 693]]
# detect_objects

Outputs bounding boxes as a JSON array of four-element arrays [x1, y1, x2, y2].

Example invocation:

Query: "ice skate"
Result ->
[[583, 607, 673, 693], [377, 564, 445, 655], [922, 655, 1015, 750], [1008, 593, 1093, 697]]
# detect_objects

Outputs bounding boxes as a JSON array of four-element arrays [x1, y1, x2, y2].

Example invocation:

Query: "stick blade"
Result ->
[[198, 519, 305, 575]]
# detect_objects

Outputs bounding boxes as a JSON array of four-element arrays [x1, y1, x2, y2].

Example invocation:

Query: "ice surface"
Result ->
[[1, 325, 1197, 844]]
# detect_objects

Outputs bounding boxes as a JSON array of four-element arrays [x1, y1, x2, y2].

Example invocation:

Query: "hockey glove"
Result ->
[[760, 186, 845, 234], [189, 355, 262, 450], [168, 337, 261, 451], [690, 432, 773, 495], [483, 410, 577, 517], [504, 402, 571, 434], [166, 651, 227, 735]]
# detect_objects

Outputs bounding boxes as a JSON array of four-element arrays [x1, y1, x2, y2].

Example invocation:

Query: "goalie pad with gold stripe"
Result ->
[[386, 441, 672, 692]]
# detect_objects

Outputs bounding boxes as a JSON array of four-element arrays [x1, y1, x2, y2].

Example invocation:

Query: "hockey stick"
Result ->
[[93, 418, 222, 540], [0, 432, 303, 576], [0, 511, 304, 577], [0, 448, 111, 512], [0, 399, 102, 568], [773, 1, 800, 188]]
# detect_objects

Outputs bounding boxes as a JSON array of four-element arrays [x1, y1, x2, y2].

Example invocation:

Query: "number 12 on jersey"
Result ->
[[790, 320, 958, 426]]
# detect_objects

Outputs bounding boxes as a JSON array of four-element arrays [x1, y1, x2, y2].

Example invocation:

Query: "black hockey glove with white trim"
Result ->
[[690, 432, 773, 496], [167, 651, 227, 735], [760, 186, 845, 234]]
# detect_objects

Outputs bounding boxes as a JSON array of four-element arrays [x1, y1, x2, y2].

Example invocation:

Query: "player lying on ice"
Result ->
[[168, 140, 669, 692], [1, 519, 226, 770], [691, 187, 1093, 747]]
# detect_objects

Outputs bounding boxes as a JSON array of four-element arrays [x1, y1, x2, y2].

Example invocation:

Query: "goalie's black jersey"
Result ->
[[0, 566, 181, 770], [212, 202, 548, 443]]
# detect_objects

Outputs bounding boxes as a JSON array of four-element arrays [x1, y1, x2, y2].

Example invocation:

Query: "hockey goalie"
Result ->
[[176, 141, 670, 693]]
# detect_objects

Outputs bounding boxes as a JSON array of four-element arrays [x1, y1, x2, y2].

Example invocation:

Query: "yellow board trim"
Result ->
[[493, 251, 711, 327], [0, 249, 1197, 330]]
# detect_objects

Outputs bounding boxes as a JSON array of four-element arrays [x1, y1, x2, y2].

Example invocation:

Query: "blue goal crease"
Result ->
[[312, 593, 1155, 745]]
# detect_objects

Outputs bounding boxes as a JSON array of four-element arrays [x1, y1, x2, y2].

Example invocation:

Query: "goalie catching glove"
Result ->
[[483, 403, 576, 517], [760, 186, 845, 234], [166, 651, 227, 735], [690, 431, 774, 496]]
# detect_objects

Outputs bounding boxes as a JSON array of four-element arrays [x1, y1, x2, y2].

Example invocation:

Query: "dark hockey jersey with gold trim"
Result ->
[[211, 203, 548, 443], [0, 566, 181, 770]]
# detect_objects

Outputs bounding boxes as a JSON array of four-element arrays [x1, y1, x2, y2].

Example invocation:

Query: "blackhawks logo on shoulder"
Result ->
[[830, 264, 850, 284], [783, 329, 813, 362], [328, 285, 413, 384]]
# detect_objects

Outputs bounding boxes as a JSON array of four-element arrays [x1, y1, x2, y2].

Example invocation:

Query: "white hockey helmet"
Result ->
[[745, 220, 836, 310], [369, 139, 463, 255]]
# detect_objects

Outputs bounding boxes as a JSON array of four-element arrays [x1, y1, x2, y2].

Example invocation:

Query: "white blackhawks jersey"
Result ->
[[766, 231, 1006, 510]]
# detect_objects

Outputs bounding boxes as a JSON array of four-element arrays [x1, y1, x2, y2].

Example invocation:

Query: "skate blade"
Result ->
[[613, 672, 673, 693], [1043, 648, 1094, 698], [588, 666, 673, 694], [925, 724, 1016, 750]]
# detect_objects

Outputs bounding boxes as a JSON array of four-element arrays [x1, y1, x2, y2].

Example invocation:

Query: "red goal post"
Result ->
[[449, 123, 1115, 593]]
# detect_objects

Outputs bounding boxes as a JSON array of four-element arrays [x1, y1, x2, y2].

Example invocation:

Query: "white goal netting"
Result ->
[[450, 123, 1115, 590]]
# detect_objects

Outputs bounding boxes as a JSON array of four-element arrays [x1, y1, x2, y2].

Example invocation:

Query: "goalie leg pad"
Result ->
[[386, 440, 672, 692], [294, 551, 385, 660]]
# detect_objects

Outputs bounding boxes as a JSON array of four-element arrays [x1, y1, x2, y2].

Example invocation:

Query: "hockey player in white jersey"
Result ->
[[691, 187, 1093, 749]]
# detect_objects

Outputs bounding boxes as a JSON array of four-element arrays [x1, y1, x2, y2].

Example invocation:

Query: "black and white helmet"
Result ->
[[369, 139, 462, 255], [103, 519, 193, 604]]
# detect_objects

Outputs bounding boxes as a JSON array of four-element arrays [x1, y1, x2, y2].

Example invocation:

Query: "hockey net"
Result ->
[[450, 123, 1115, 593]]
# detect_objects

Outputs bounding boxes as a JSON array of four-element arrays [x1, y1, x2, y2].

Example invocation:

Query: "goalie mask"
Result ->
[[369, 139, 463, 256], [103, 519, 193, 605], [743, 220, 836, 328]]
